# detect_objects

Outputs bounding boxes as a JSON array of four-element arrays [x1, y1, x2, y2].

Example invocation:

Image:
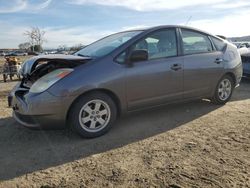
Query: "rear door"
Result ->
[[180, 29, 224, 99]]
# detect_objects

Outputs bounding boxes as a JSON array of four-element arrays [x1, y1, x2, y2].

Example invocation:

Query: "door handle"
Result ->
[[214, 58, 223, 64], [171, 64, 182, 71]]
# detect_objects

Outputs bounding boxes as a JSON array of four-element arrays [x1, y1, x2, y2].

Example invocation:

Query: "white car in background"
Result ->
[[0, 51, 6, 56], [6, 51, 28, 56], [233, 42, 250, 55]]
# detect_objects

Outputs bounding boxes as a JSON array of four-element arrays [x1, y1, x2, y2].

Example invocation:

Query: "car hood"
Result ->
[[20, 54, 92, 76]]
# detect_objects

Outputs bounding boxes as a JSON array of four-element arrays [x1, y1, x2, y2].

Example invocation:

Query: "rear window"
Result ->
[[211, 37, 226, 51], [181, 29, 213, 55]]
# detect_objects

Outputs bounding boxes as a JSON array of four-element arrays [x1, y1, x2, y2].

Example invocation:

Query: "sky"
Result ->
[[0, 0, 250, 49]]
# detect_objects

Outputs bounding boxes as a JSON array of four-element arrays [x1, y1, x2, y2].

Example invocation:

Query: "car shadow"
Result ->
[[241, 77, 250, 84], [231, 78, 250, 102], [0, 99, 222, 180]]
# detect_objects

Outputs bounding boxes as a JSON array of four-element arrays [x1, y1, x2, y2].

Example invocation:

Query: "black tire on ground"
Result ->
[[211, 75, 234, 105], [68, 92, 117, 138]]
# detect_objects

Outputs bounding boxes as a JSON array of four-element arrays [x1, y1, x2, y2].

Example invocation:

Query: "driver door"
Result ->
[[124, 29, 184, 111]]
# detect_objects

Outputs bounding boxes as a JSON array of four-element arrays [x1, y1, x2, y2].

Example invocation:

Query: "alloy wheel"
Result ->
[[78, 100, 111, 133], [218, 78, 232, 101]]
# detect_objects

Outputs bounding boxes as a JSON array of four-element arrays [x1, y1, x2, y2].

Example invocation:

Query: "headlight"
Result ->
[[30, 68, 73, 93]]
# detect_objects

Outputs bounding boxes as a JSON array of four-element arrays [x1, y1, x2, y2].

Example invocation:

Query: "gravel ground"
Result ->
[[0, 79, 249, 188]]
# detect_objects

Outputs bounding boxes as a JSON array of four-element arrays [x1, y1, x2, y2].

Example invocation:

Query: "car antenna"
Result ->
[[185, 16, 192, 26]]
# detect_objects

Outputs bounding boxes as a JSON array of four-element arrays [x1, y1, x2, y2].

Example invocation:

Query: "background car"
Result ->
[[6, 51, 28, 56], [0, 51, 6, 56], [233, 42, 250, 48], [241, 54, 250, 78], [233, 42, 250, 77], [27, 51, 40, 56], [233, 42, 250, 55]]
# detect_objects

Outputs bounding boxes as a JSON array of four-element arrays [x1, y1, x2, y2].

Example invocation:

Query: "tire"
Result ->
[[69, 92, 117, 138], [211, 75, 234, 105]]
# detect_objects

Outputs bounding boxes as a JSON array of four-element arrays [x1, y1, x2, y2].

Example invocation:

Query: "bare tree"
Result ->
[[24, 27, 46, 52]]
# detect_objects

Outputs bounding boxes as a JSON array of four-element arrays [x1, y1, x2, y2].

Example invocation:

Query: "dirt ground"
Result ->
[[0, 79, 249, 188]]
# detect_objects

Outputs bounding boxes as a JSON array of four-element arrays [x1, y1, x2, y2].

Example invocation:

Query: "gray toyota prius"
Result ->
[[9, 25, 242, 138]]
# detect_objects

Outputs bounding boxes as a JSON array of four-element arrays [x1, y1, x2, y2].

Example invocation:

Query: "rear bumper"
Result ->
[[10, 83, 74, 129]]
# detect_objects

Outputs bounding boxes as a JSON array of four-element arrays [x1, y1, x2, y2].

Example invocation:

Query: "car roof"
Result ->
[[125, 25, 221, 40]]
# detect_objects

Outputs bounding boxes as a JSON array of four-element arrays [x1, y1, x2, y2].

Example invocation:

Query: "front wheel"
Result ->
[[69, 92, 117, 138], [211, 75, 234, 105]]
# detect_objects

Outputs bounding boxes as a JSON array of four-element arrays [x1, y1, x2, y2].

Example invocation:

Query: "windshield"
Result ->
[[75, 31, 142, 58]]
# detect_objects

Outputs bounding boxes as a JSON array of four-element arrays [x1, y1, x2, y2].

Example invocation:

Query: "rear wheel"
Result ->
[[211, 75, 234, 104], [69, 92, 117, 138]]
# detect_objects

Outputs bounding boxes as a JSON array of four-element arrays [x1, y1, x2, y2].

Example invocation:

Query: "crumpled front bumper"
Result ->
[[9, 83, 74, 129]]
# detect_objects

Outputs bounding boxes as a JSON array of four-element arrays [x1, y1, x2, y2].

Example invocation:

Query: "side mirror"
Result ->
[[129, 50, 148, 63]]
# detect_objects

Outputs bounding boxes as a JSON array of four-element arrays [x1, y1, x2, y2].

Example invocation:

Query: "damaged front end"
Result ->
[[8, 54, 92, 107], [8, 54, 92, 129]]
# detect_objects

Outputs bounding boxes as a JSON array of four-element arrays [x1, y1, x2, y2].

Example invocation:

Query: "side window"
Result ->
[[132, 29, 177, 60], [181, 29, 213, 55], [211, 37, 226, 51]]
